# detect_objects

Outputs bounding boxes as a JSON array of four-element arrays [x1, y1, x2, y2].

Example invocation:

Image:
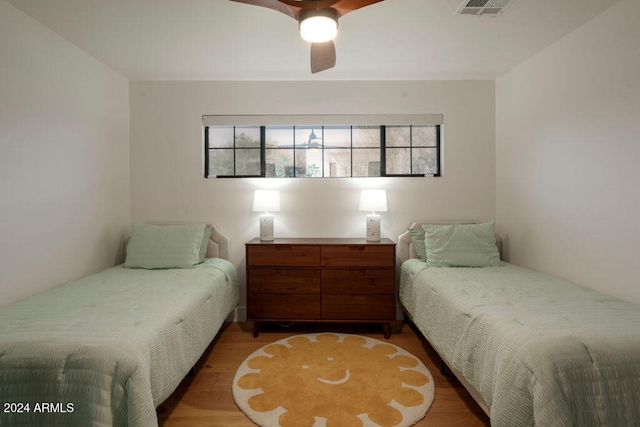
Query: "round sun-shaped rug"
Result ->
[[232, 333, 435, 427]]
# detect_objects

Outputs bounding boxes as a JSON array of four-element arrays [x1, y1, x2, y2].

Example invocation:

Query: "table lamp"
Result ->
[[359, 189, 387, 242], [253, 190, 281, 241]]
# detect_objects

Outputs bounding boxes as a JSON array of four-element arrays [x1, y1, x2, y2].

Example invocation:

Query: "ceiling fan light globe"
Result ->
[[299, 16, 338, 43]]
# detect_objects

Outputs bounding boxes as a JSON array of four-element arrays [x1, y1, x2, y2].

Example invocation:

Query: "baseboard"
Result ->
[[227, 306, 246, 322]]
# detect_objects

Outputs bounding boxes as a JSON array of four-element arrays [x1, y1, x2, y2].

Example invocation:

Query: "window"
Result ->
[[385, 125, 440, 176], [203, 115, 442, 178]]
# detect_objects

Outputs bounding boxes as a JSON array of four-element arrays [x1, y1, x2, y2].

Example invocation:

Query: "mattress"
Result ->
[[399, 259, 640, 426], [0, 258, 239, 427]]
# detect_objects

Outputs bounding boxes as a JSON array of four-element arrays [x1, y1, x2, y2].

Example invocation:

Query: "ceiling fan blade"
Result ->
[[276, 0, 383, 17], [229, 0, 297, 19], [331, 0, 384, 15], [310, 41, 336, 74]]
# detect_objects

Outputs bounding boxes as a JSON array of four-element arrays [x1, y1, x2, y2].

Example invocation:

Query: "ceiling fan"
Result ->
[[229, 0, 384, 73]]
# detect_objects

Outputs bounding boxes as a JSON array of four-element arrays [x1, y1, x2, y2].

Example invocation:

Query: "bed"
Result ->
[[398, 221, 640, 427], [0, 223, 239, 427]]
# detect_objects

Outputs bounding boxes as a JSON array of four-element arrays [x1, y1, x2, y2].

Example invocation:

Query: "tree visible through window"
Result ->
[[205, 123, 440, 178]]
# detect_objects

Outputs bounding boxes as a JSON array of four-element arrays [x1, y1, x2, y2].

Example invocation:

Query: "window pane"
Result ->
[[385, 147, 410, 175], [324, 148, 351, 177], [295, 148, 322, 177], [352, 126, 380, 148], [209, 149, 234, 176], [386, 126, 410, 147], [353, 149, 381, 177], [236, 149, 261, 175], [265, 148, 293, 177], [209, 127, 234, 148], [295, 126, 321, 149], [324, 126, 351, 148], [303, 148, 324, 177], [412, 126, 438, 147], [412, 147, 438, 175], [235, 127, 260, 148], [266, 126, 294, 148]]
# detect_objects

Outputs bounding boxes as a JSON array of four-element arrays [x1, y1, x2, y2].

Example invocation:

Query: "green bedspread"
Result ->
[[0, 259, 239, 427], [399, 260, 640, 426]]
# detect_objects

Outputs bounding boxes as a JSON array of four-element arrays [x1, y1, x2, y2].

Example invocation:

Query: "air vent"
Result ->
[[456, 0, 518, 17]]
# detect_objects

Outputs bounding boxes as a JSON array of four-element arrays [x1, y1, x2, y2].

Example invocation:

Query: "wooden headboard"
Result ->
[[397, 221, 502, 265], [124, 223, 231, 261]]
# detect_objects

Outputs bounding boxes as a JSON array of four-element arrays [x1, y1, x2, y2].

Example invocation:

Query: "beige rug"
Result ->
[[233, 333, 434, 427]]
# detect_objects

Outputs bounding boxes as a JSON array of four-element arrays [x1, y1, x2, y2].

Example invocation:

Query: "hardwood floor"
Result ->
[[157, 321, 490, 427]]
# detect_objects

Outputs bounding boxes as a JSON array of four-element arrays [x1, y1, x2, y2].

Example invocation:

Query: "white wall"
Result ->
[[496, 0, 640, 303], [130, 80, 496, 319], [0, 0, 130, 306]]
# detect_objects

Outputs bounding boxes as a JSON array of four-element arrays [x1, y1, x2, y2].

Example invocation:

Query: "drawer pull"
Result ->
[[348, 246, 365, 251], [275, 245, 293, 251]]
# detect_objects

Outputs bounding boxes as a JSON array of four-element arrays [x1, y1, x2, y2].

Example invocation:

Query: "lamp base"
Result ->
[[365, 214, 381, 242], [259, 214, 274, 241]]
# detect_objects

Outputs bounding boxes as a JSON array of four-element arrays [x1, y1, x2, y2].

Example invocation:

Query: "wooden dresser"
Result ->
[[245, 238, 396, 338]]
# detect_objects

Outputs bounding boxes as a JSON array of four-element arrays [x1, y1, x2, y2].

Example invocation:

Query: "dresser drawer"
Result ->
[[248, 268, 320, 294], [321, 245, 394, 267], [248, 294, 321, 319], [322, 294, 395, 320], [247, 244, 320, 267], [322, 269, 394, 294]]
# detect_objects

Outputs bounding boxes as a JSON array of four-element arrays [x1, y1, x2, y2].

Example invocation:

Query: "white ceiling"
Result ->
[[7, 0, 620, 81]]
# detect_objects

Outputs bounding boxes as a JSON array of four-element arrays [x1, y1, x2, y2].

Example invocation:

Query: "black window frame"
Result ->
[[204, 124, 441, 178]]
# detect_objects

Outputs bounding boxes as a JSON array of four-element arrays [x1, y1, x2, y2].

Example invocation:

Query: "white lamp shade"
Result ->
[[359, 189, 387, 213], [253, 190, 281, 212]]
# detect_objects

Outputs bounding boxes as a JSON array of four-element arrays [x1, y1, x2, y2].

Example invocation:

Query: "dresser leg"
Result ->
[[252, 321, 261, 338], [383, 322, 391, 339]]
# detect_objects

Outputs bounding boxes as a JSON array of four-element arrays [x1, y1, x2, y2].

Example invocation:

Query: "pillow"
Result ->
[[410, 228, 428, 262], [422, 221, 501, 267], [124, 223, 208, 269], [199, 224, 213, 262]]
